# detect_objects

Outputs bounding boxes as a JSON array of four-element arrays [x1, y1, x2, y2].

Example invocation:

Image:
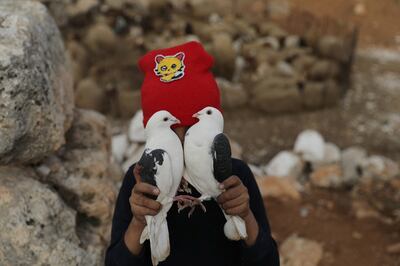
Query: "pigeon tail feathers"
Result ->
[[222, 212, 248, 240], [150, 214, 170, 265]]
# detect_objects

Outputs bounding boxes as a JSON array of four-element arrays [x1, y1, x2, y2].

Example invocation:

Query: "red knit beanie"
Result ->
[[138, 41, 221, 128]]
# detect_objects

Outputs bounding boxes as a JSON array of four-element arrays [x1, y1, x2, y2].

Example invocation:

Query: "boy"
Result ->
[[105, 41, 280, 266]]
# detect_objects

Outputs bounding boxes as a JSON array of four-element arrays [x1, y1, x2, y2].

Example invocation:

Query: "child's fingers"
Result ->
[[221, 194, 249, 210], [133, 205, 159, 217], [225, 203, 248, 216], [132, 194, 161, 211], [217, 185, 247, 204], [219, 175, 241, 190], [134, 182, 160, 196]]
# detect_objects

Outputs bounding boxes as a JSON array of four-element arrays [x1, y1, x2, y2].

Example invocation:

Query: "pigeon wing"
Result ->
[[211, 133, 233, 183], [138, 148, 172, 200]]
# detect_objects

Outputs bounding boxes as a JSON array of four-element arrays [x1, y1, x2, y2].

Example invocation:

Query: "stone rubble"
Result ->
[[245, 129, 399, 223], [280, 234, 324, 266], [294, 130, 325, 163], [264, 151, 303, 178], [36, 0, 355, 118]]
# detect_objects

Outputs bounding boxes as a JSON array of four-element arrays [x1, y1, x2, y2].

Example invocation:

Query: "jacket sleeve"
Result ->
[[105, 164, 150, 266], [236, 160, 280, 266]]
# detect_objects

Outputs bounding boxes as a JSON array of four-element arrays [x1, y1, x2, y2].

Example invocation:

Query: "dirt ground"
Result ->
[[224, 1, 400, 265], [266, 190, 400, 266]]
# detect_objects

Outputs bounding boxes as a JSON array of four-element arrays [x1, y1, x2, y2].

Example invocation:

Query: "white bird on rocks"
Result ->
[[134, 110, 184, 266], [182, 106, 248, 241]]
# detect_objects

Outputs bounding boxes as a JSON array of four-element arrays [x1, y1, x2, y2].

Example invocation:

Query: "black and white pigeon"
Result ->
[[135, 110, 184, 265], [183, 106, 247, 241]]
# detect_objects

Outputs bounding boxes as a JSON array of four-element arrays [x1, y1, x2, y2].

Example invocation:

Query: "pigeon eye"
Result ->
[[163, 117, 168, 122], [206, 110, 212, 115]]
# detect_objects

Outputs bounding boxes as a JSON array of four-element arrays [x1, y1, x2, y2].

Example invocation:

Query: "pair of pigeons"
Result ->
[[136, 106, 248, 265]]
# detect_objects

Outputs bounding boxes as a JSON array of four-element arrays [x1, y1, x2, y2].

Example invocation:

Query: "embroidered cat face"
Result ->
[[154, 52, 185, 83]]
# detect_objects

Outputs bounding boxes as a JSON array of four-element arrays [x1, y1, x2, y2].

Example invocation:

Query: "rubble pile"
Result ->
[[36, 0, 356, 117], [250, 129, 400, 222]]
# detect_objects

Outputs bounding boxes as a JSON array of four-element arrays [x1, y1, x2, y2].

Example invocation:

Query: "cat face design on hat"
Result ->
[[154, 52, 185, 83]]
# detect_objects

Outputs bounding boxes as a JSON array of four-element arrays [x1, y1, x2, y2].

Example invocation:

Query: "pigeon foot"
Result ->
[[173, 195, 206, 217]]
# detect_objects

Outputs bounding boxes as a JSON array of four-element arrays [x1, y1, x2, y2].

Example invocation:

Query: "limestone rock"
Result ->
[[217, 78, 248, 109], [323, 80, 341, 106], [124, 143, 140, 159], [317, 35, 351, 63], [0, 166, 97, 265], [353, 178, 400, 219], [34, 0, 71, 26], [361, 155, 399, 180], [122, 144, 146, 172], [280, 235, 323, 266], [259, 36, 280, 51], [212, 33, 236, 79], [112, 133, 129, 163], [323, 142, 341, 164], [341, 147, 367, 185], [308, 60, 339, 81], [265, 151, 303, 178], [105, 0, 138, 10], [354, 3, 366, 15], [230, 139, 243, 159], [284, 35, 301, 49], [310, 164, 342, 188], [128, 110, 146, 143], [65, 109, 111, 153], [251, 78, 302, 113], [117, 89, 141, 118], [84, 22, 118, 54], [302, 82, 324, 109], [293, 55, 317, 72], [0, 0, 74, 164], [248, 164, 265, 178], [294, 130, 325, 163], [35, 109, 116, 250], [67, 41, 89, 83], [187, 0, 233, 19], [67, 0, 99, 17], [75, 78, 107, 112], [276, 61, 295, 77], [352, 200, 380, 220], [257, 176, 301, 201], [259, 22, 287, 38]]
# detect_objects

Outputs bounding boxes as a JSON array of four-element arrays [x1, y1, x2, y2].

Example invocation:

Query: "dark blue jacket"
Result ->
[[105, 158, 280, 266]]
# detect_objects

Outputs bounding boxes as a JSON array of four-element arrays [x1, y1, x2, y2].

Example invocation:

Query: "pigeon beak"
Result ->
[[171, 118, 180, 124], [192, 113, 200, 118]]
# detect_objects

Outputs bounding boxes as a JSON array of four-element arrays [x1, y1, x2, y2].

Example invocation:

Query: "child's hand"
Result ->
[[217, 176, 251, 220], [129, 182, 161, 227]]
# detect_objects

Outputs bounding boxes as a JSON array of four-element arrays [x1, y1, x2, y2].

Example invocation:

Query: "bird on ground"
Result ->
[[182, 106, 248, 241], [134, 110, 184, 265]]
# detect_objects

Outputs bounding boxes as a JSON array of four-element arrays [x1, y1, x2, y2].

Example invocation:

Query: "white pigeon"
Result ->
[[135, 110, 184, 266], [183, 106, 248, 241]]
